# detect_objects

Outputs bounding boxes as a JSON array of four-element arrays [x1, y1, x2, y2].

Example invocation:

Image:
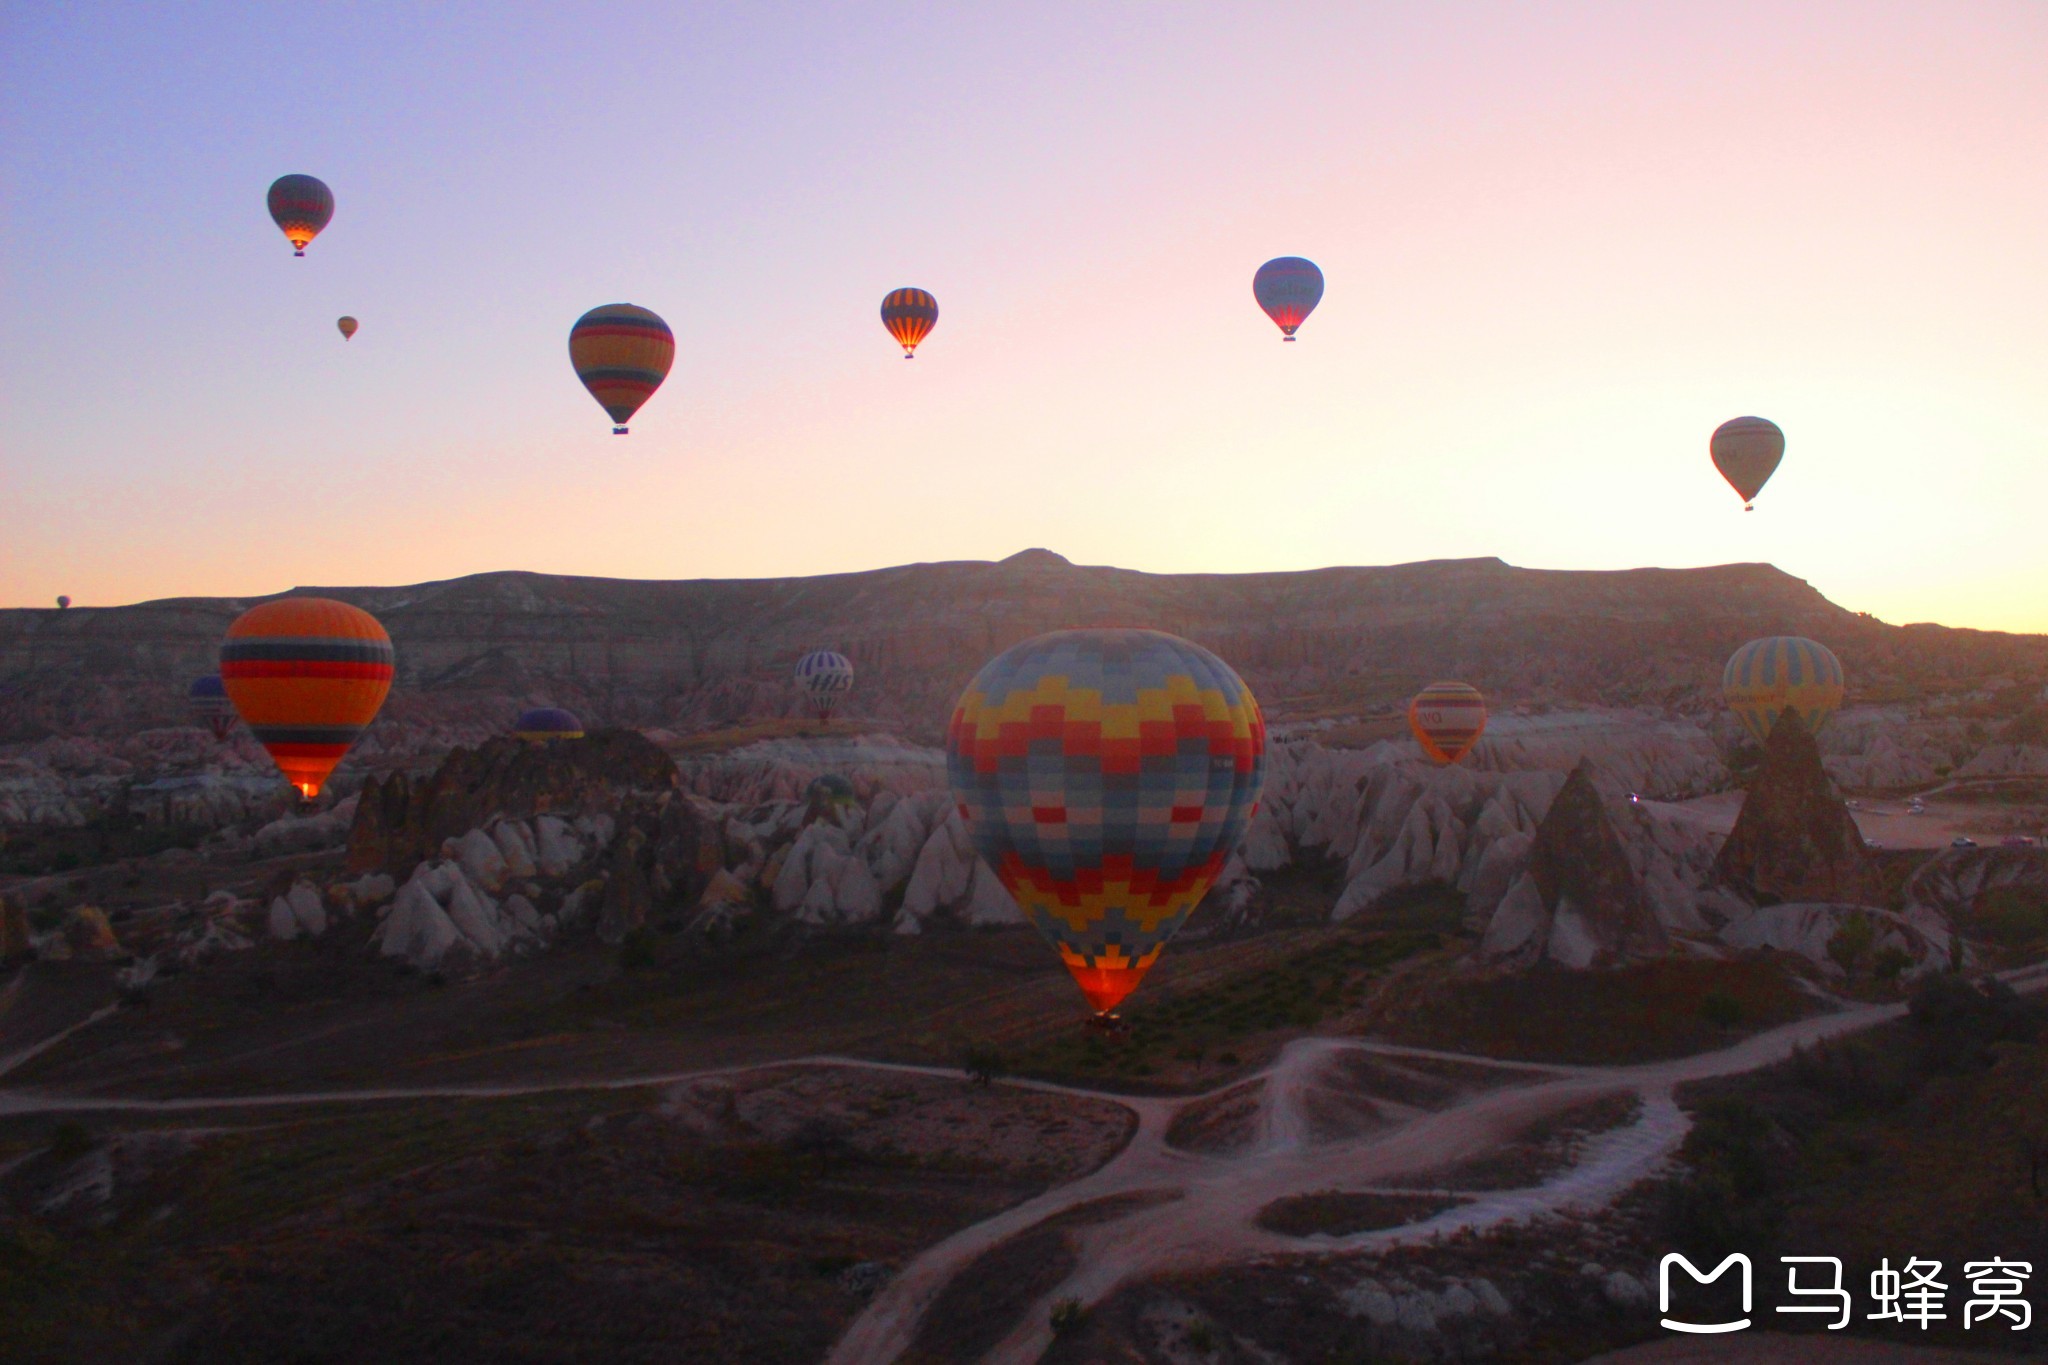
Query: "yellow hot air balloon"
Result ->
[[1722, 637, 1843, 745], [337, 316, 358, 340]]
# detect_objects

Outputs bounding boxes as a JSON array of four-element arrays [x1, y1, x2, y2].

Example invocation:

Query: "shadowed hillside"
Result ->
[[4, 551, 2045, 744]]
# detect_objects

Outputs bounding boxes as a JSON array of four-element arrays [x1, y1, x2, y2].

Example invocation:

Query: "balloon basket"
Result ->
[[903, 352, 915, 360], [613, 426, 629, 435], [294, 250, 305, 257], [1282, 335, 1296, 342], [1084, 1012, 1131, 1037]]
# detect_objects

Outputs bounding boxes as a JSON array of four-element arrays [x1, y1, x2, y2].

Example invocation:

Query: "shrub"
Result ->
[[1826, 912, 1874, 974], [1049, 1297, 1088, 1336], [46, 1122, 92, 1163], [1186, 1319, 1217, 1351], [617, 927, 661, 972], [961, 1045, 1009, 1086], [1699, 991, 1744, 1029]]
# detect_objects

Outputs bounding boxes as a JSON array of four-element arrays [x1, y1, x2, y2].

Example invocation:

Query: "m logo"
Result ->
[[1660, 1253, 1753, 1334]]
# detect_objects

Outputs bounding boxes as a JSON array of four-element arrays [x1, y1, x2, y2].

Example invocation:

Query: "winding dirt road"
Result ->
[[10, 967, 2044, 1364]]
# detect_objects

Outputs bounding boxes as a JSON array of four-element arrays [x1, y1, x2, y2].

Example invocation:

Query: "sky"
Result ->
[[3, 2, 2046, 629]]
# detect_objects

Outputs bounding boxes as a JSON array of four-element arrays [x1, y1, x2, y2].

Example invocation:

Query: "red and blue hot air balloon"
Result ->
[[188, 674, 236, 742], [267, 174, 334, 256], [1253, 256, 1324, 340], [880, 288, 938, 358], [946, 629, 1266, 1018]]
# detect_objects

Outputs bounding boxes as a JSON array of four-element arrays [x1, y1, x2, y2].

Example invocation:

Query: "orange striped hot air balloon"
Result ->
[[220, 598, 394, 800], [880, 288, 937, 358], [569, 304, 674, 434], [1408, 681, 1487, 765]]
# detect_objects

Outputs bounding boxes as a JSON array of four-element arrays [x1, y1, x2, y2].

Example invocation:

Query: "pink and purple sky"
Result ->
[[4, 3, 2045, 627]]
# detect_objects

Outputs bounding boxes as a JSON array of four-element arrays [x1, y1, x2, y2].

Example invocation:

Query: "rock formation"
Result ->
[[1478, 764, 1668, 968], [347, 730, 678, 877], [1713, 709, 1881, 907]]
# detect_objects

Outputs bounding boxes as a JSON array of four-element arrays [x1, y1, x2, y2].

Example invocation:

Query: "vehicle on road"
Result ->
[[1952, 836, 1979, 849]]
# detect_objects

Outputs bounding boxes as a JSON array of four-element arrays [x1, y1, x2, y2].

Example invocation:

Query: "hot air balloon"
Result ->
[[267, 174, 334, 256], [188, 674, 235, 742], [1253, 257, 1323, 340], [795, 650, 854, 721], [1409, 681, 1487, 765], [513, 706, 583, 742], [946, 629, 1267, 1018], [220, 598, 393, 799], [1723, 636, 1843, 746], [54, 596, 69, 610], [568, 304, 674, 434], [880, 288, 938, 358], [337, 316, 358, 340], [1710, 416, 1783, 511]]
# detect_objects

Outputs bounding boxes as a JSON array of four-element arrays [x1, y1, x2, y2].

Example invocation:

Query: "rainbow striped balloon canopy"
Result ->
[[946, 629, 1266, 1016], [568, 304, 675, 434], [1722, 636, 1843, 747], [880, 288, 938, 358], [1253, 256, 1324, 339], [513, 706, 584, 742], [1409, 680, 1488, 765], [220, 598, 394, 799]]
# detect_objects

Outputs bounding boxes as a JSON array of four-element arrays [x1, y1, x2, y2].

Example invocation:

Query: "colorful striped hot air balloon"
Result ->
[[1409, 681, 1488, 765], [795, 650, 854, 721], [946, 629, 1267, 1018], [1253, 257, 1324, 340], [1710, 416, 1784, 511], [220, 598, 394, 799], [267, 174, 334, 256], [1722, 636, 1843, 746], [513, 706, 583, 742], [337, 316, 358, 340], [880, 288, 938, 358], [569, 304, 674, 434], [188, 674, 235, 742]]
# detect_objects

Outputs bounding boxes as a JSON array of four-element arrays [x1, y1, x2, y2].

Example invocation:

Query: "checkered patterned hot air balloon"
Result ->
[[946, 629, 1267, 1017], [880, 288, 938, 358], [1710, 416, 1784, 511], [795, 650, 854, 721], [266, 174, 333, 256], [1253, 256, 1324, 340], [513, 706, 583, 743], [569, 304, 675, 434], [1722, 636, 1843, 747], [220, 598, 394, 800], [1408, 681, 1487, 765], [187, 674, 236, 742]]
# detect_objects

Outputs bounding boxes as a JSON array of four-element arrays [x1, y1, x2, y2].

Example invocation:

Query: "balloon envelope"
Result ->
[[1409, 681, 1487, 765], [568, 304, 675, 433], [513, 706, 583, 742], [54, 596, 69, 610], [880, 288, 938, 357], [1710, 416, 1784, 509], [220, 597, 393, 798], [795, 650, 854, 720], [946, 628, 1266, 1015], [1723, 636, 1843, 746], [1253, 257, 1324, 339], [337, 316, 358, 340], [188, 674, 235, 742], [267, 174, 334, 255]]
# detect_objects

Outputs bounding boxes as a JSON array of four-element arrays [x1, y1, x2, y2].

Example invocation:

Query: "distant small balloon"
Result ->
[[188, 674, 235, 742], [1408, 681, 1487, 765], [568, 304, 675, 434], [880, 288, 938, 358], [1253, 257, 1324, 340], [337, 316, 358, 340], [795, 650, 854, 721], [1710, 416, 1784, 511], [267, 174, 334, 256], [55, 595, 70, 610], [512, 706, 583, 742]]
